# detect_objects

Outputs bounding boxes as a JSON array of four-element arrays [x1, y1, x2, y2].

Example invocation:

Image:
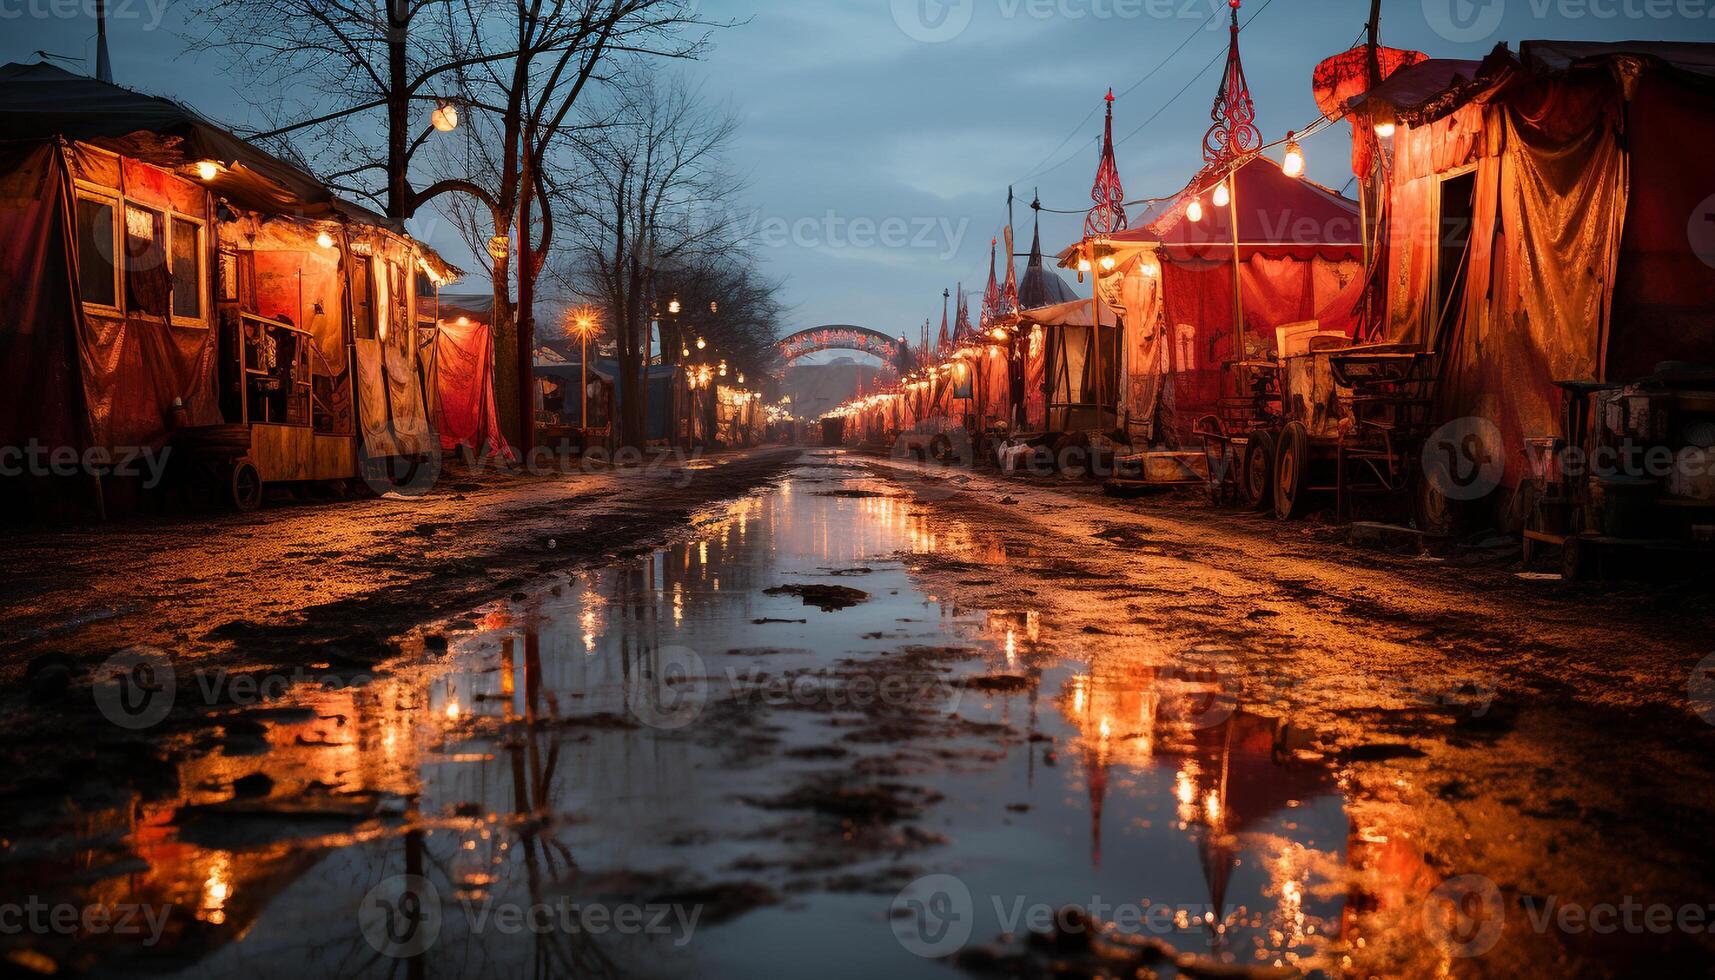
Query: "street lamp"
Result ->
[[566, 306, 601, 430], [431, 100, 460, 132], [668, 296, 682, 315]]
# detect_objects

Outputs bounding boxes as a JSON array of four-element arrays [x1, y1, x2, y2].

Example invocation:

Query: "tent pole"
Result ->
[[1228, 170, 1244, 379]]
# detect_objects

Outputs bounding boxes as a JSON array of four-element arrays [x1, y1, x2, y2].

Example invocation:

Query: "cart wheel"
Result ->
[[228, 459, 263, 513], [1561, 537, 1585, 581], [1274, 422, 1309, 520], [1244, 430, 1277, 511]]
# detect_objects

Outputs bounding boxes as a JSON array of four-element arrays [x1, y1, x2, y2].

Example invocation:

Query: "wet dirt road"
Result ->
[[4, 450, 1715, 979]]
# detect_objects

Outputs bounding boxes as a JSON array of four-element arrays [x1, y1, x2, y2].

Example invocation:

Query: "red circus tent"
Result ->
[[1062, 155, 1365, 448]]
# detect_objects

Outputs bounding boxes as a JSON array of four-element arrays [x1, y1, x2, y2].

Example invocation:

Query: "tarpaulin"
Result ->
[[1607, 69, 1715, 379], [0, 142, 82, 453], [1423, 73, 1628, 488], [431, 317, 511, 458], [63, 142, 220, 452]]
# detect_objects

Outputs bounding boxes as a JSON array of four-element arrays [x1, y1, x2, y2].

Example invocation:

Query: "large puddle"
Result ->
[[7, 455, 1388, 978]]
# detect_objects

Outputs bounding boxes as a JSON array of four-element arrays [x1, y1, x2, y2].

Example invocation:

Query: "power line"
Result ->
[[1015, 2, 1225, 185]]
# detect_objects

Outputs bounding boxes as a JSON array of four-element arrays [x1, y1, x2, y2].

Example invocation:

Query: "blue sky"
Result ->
[[10, 0, 1715, 338]]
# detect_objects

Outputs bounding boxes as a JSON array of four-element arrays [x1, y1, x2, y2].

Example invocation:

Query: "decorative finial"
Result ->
[[1104, 88, 1114, 103]]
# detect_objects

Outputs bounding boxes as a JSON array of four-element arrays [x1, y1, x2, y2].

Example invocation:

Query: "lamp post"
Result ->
[[567, 307, 600, 430]]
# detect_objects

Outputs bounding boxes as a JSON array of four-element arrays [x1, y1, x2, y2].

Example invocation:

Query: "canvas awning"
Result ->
[[1018, 297, 1117, 329]]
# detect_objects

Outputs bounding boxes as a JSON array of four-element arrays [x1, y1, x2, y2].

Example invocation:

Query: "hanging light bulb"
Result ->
[[316, 231, 336, 249], [737, 372, 745, 384], [1187, 198, 1204, 223], [668, 296, 682, 315], [196, 160, 220, 181], [1077, 257, 1092, 273], [696, 336, 706, 350], [1099, 254, 1117, 272], [718, 360, 728, 377], [1140, 253, 1161, 278], [1282, 132, 1305, 178], [431, 100, 459, 133], [681, 345, 690, 358], [1212, 180, 1230, 209]]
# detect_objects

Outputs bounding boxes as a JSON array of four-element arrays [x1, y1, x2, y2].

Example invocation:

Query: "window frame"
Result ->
[[167, 212, 209, 327], [72, 182, 123, 317], [72, 179, 212, 328]]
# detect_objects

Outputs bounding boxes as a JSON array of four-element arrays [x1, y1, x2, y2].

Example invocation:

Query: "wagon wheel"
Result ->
[[1243, 429, 1277, 512], [1274, 421, 1310, 520], [228, 459, 263, 513]]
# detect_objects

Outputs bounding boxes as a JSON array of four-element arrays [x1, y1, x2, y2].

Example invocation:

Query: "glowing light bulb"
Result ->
[[431, 102, 459, 132], [316, 231, 336, 249], [1374, 121, 1396, 138], [696, 336, 706, 350], [1077, 257, 1092, 273], [1212, 181, 1230, 208], [196, 160, 219, 181], [1187, 199, 1204, 223], [1282, 133, 1305, 178]]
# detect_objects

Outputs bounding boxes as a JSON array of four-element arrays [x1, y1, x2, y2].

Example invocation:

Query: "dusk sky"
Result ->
[[10, 0, 1715, 340]]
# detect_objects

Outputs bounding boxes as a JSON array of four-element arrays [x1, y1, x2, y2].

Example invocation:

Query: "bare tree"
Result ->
[[557, 75, 743, 447]]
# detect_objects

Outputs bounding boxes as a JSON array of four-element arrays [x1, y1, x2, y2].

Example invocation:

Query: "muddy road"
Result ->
[[3, 449, 1714, 979]]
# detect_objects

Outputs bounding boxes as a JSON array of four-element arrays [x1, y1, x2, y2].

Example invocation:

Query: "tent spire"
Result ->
[[979, 238, 1001, 332], [1028, 189, 1044, 269], [1203, 0, 1260, 168], [1084, 89, 1127, 238], [955, 281, 973, 342]]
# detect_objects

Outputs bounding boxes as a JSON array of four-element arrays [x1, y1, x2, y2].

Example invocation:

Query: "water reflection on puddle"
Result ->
[[11, 457, 1380, 978]]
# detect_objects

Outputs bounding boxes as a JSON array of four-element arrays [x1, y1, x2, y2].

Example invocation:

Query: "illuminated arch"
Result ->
[[778, 325, 901, 365]]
